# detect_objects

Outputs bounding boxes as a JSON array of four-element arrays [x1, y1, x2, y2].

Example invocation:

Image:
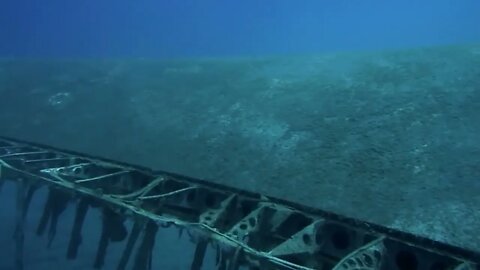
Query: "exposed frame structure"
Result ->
[[0, 136, 478, 270]]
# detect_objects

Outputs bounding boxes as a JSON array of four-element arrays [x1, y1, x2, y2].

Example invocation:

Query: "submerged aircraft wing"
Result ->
[[0, 136, 478, 270]]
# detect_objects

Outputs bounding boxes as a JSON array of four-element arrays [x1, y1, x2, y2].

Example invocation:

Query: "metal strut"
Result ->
[[14, 179, 27, 270], [0, 136, 478, 270]]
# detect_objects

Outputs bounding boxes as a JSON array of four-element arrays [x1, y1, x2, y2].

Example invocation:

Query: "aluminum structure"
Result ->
[[0, 136, 478, 270]]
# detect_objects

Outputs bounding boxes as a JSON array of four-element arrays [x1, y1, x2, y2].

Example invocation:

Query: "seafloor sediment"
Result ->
[[1, 44, 479, 252]]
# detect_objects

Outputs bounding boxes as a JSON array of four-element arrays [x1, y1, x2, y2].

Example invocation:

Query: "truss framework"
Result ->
[[0, 136, 478, 270]]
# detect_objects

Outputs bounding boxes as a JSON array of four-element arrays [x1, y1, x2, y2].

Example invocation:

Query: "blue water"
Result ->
[[1, 1, 480, 269], [1, 0, 480, 58]]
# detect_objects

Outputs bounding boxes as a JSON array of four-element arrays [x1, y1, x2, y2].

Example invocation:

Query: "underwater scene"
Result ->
[[0, 1, 480, 270]]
